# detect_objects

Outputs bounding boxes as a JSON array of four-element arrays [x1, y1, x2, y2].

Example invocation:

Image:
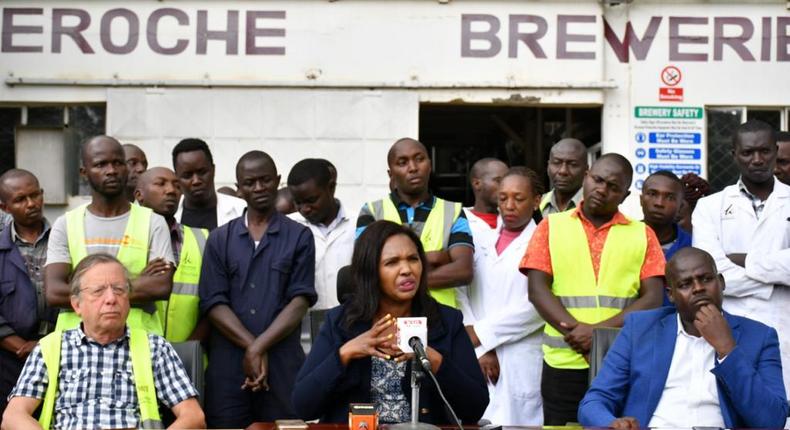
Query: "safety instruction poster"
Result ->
[[631, 106, 705, 190]]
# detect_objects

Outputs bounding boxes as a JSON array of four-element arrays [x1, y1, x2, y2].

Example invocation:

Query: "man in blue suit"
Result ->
[[579, 247, 788, 428]]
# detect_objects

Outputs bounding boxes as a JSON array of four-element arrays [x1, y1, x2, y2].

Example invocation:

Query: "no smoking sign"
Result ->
[[661, 66, 682, 86], [659, 65, 683, 102]]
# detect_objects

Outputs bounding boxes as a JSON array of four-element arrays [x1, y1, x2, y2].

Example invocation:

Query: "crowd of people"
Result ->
[[0, 119, 789, 429]]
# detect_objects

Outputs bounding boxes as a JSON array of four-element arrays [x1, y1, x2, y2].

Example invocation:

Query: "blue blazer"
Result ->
[[292, 304, 489, 424], [579, 307, 788, 427]]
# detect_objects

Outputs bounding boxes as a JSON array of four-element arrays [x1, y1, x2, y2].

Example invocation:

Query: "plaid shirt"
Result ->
[[737, 178, 767, 219], [10, 220, 53, 336], [9, 326, 198, 429]]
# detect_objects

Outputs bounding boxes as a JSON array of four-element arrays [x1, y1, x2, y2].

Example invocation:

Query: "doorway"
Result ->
[[419, 104, 601, 206]]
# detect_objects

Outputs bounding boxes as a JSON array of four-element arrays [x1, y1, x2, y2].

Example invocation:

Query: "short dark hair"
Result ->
[[235, 150, 277, 180], [666, 247, 718, 288], [80, 135, 122, 167], [644, 170, 683, 196], [503, 166, 545, 195], [172, 138, 213, 169], [344, 221, 441, 330], [287, 158, 333, 188], [387, 138, 429, 167], [777, 131, 790, 143], [596, 153, 633, 187], [0, 169, 38, 201], [733, 119, 776, 149]]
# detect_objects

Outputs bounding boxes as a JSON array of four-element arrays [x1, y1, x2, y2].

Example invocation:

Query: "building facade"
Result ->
[[1, 1, 788, 218]]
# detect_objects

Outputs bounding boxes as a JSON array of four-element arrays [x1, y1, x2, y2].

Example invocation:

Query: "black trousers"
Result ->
[[541, 361, 589, 425]]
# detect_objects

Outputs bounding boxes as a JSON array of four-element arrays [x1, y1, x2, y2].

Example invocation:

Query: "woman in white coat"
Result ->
[[458, 167, 546, 425]]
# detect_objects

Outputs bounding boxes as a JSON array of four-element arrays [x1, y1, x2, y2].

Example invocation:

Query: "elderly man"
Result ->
[[2, 253, 205, 429], [579, 247, 787, 428], [540, 138, 588, 216]]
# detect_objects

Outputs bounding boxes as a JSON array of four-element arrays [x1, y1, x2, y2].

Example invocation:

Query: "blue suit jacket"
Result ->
[[579, 307, 788, 427]]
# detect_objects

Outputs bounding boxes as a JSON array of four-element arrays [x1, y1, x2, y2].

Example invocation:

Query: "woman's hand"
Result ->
[[339, 314, 395, 365]]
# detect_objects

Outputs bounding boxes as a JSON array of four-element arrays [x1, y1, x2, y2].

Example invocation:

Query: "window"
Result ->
[[0, 105, 106, 198], [419, 104, 601, 205], [706, 107, 788, 192]]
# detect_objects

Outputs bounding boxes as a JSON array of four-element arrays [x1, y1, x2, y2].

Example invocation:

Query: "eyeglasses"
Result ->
[[79, 284, 129, 298]]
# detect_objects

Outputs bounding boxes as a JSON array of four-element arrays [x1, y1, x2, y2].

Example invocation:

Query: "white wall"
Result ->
[[106, 88, 419, 216]]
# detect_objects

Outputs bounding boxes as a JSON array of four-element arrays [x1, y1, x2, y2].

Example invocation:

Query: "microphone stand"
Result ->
[[390, 357, 440, 430]]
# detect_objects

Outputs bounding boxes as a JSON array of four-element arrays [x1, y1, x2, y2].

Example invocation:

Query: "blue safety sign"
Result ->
[[648, 148, 701, 160], [635, 179, 645, 190], [648, 163, 701, 175], [635, 148, 647, 158], [635, 163, 647, 174], [635, 132, 646, 143], [648, 132, 701, 144]]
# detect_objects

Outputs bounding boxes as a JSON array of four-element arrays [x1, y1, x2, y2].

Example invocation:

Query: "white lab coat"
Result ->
[[692, 179, 790, 397], [289, 204, 356, 310], [457, 219, 545, 426]]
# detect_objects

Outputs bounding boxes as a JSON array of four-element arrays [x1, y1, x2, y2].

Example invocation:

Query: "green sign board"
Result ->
[[634, 106, 703, 119]]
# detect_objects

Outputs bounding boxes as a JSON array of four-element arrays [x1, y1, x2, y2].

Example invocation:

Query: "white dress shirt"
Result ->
[[648, 314, 725, 428], [289, 202, 355, 310]]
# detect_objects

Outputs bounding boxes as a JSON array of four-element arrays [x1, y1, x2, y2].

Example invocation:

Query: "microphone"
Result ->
[[408, 336, 432, 373]]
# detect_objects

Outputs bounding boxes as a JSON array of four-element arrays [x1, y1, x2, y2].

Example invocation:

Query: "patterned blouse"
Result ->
[[370, 357, 410, 423]]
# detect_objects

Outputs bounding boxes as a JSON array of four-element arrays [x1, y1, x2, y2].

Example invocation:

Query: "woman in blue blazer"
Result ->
[[292, 221, 488, 424]]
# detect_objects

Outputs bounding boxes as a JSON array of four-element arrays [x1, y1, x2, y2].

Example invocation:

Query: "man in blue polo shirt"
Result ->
[[640, 170, 691, 306], [356, 138, 473, 308], [199, 150, 317, 428]]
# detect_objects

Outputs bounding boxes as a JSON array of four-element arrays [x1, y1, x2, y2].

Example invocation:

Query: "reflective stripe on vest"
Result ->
[[366, 197, 461, 308], [159, 226, 207, 343], [543, 210, 646, 369], [37, 329, 163, 429], [59, 204, 163, 335]]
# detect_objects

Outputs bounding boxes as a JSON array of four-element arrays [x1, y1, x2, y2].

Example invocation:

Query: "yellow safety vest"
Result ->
[[60, 204, 163, 335], [543, 210, 646, 369], [156, 226, 208, 343], [366, 196, 462, 308], [539, 192, 553, 213], [37, 329, 162, 429]]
